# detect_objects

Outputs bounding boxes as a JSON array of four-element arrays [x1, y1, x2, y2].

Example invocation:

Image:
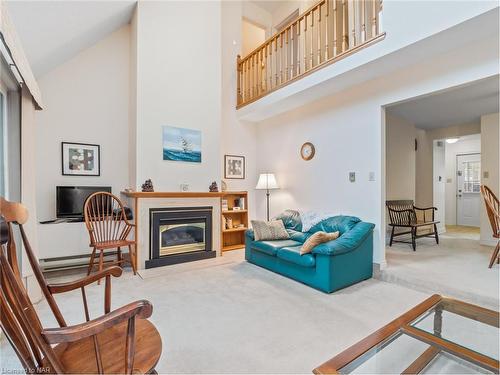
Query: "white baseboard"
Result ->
[[373, 260, 387, 271], [480, 239, 498, 247]]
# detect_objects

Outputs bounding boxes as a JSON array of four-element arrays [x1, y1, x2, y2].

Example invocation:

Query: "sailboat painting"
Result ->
[[162, 126, 202, 163]]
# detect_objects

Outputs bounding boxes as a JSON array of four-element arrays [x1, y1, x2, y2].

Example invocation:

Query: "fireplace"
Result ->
[[147, 207, 214, 268]]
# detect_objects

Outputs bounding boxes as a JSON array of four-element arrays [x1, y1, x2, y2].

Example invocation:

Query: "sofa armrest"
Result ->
[[312, 222, 375, 256], [245, 229, 255, 241]]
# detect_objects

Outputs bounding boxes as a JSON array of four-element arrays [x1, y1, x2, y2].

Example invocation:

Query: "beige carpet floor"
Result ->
[[1, 251, 432, 374], [381, 236, 499, 310]]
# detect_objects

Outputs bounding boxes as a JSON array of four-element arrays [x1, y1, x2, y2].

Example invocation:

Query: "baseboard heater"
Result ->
[[40, 251, 118, 273]]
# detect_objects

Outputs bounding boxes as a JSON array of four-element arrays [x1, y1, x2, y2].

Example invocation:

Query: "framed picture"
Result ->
[[163, 125, 202, 163], [61, 142, 100, 176], [224, 155, 245, 179]]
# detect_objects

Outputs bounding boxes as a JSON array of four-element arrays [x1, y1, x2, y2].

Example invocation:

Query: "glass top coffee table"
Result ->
[[313, 295, 499, 374]]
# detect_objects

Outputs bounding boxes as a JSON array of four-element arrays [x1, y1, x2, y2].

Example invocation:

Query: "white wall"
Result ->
[[433, 140, 446, 232], [253, 34, 497, 264], [480, 112, 500, 245], [444, 134, 481, 225], [221, 1, 258, 220], [34, 26, 131, 259], [134, 1, 221, 192], [242, 19, 266, 56], [385, 113, 416, 201], [35, 26, 131, 220]]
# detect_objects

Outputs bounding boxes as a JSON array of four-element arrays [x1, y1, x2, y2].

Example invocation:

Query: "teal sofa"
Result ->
[[245, 214, 375, 293]]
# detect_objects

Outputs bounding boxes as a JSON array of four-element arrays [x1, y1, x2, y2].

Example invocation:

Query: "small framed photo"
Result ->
[[224, 155, 245, 179], [61, 142, 100, 176]]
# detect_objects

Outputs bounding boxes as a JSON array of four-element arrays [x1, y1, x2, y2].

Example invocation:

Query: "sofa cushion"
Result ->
[[277, 246, 316, 267], [251, 239, 302, 256], [309, 215, 361, 235]]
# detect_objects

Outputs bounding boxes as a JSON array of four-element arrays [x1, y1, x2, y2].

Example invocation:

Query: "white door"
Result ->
[[456, 153, 481, 227]]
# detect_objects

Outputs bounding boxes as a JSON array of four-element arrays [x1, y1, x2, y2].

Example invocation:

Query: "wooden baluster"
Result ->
[[351, 0, 357, 47], [280, 32, 284, 84], [247, 59, 250, 100], [361, 0, 366, 43], [342, 0, 348, 51], [317, 4, 322, 65], [332, 0, 338, 56], [295, 18, 302, 75], [309, 9, 316, 69], [285, 28, 289, 81], [290, 23, 296, 79], [262, 45, 266, 93], [304, 14, 309, 71], [268, 40, 274, 90], [274, 37, 279, 86], [251, 54, 255, 98], [323, 0, 331, 61], [258, 50, 261, 94], [372, 0, 378, 37], [257, 49, 261, 95], [260, 45, 267, 92]]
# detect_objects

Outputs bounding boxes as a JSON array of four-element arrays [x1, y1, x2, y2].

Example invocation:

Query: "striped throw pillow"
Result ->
[[251, 220, 290, 241]]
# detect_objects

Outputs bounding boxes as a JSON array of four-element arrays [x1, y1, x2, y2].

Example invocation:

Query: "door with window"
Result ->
[[456, 153, 481, 227]]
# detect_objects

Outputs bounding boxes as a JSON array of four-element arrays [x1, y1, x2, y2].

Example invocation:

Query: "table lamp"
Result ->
[[256, 173, 279, 221]]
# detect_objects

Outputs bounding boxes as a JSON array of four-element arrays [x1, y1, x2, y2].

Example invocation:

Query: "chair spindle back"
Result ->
[[84, 192, 131, 245], [481, 185, 500, 237], [386, 200, 417, 225]]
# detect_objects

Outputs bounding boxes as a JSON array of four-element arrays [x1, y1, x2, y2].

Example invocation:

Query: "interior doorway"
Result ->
[[381, 76, 499, 308]]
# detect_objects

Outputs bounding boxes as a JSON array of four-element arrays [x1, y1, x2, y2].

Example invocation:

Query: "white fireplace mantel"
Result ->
[[121, 191, 225, 270]]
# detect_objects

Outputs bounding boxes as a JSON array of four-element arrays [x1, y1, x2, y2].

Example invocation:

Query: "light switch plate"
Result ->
[[180, 183, 189, 191], [483, 171, 489, 179], [349, 172, 356, 182], [369, 172, 375, 181]]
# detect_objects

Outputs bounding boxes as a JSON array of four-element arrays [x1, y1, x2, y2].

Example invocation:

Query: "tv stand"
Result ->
[[39, 217, 84, 224]]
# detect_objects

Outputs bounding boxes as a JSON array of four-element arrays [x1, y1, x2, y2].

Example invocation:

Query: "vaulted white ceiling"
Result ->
[[387, 75, 500, 129], [5, 0, 136, 78]]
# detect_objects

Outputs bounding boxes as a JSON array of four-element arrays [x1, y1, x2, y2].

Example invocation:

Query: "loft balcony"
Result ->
[[236, 0, 384, 109]]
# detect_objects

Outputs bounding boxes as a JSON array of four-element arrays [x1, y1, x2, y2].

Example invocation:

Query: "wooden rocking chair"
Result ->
[[0, 197, 162, 374], [480, 185, 500, 268], [386, 200, 440, 251]]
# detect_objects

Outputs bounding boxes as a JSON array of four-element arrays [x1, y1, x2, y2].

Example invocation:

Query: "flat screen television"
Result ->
[[56, 186, 112, 219]]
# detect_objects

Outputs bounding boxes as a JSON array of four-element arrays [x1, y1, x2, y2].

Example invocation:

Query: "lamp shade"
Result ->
[[256, 173, 279, 190]]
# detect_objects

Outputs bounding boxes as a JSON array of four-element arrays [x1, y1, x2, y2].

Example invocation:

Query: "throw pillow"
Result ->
[[251, 220, 290, 241], [300, 231, 339, 255]]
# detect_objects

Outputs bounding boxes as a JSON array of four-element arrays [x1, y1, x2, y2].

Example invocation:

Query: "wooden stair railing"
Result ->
[[237, 0, 384, 108]]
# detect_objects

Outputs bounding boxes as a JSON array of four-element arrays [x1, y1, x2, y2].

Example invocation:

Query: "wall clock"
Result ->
[[300, 142, 315, 161]]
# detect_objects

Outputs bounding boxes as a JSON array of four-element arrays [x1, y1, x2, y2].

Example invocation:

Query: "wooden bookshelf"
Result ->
[[220, 191, 248, 252]]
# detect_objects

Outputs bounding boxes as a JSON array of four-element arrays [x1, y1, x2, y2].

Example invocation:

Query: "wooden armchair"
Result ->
[[0, 197, 162, 373], [386, 200, 439, 251], [480, 185, 500, 268], [84, 192, 137, 283]]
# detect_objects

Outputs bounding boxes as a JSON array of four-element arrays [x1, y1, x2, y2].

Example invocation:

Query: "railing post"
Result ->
[[236, 55, 242, 106]]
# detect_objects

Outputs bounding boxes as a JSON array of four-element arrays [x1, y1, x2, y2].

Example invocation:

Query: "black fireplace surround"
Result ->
[[146, 207, 214, 268]]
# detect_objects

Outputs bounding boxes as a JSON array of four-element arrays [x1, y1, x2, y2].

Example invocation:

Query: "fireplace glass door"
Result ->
[[159, 221, 206, 256]]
